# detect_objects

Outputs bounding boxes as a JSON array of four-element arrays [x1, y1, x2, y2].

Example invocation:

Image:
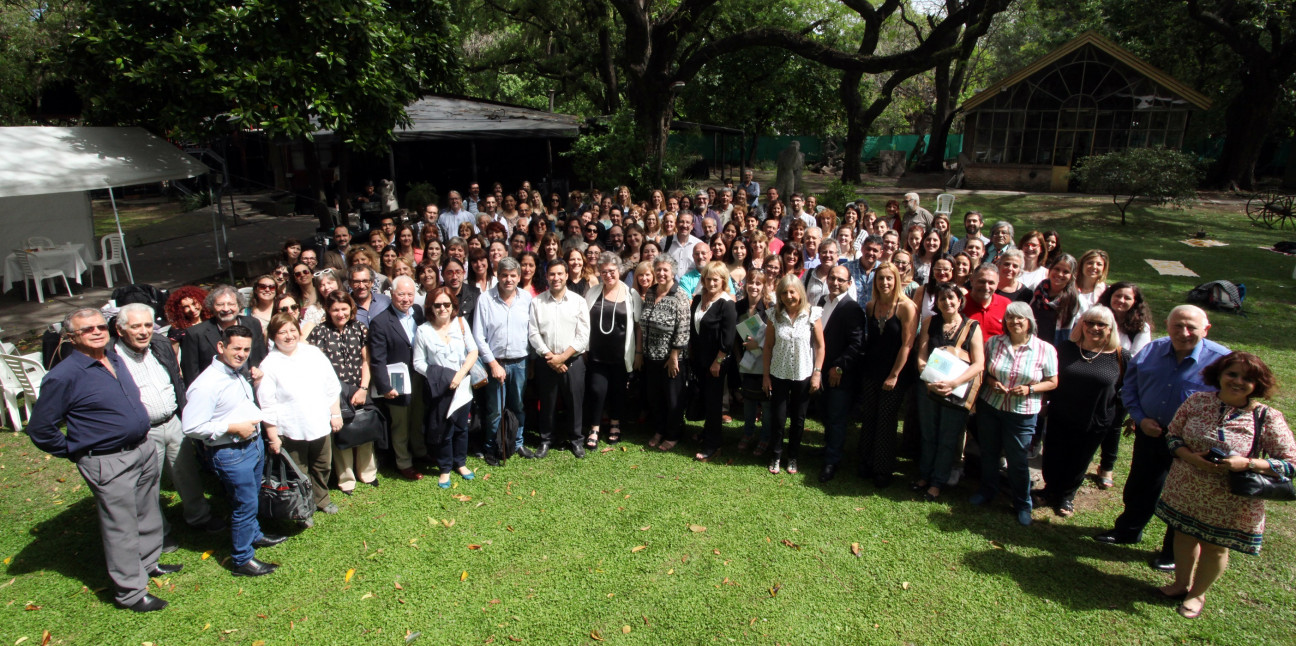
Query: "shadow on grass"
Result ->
[[5, 497, 120, 604]]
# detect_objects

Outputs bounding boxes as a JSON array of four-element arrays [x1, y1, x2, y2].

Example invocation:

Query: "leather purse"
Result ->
[[1229, 407, 1296, 501], [259, 450, 314, 522]]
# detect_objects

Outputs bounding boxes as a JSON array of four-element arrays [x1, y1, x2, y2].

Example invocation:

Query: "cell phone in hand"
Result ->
[[1205, 447, 1231, 463]]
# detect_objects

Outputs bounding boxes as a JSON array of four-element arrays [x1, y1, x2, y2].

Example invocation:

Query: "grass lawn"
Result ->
[[2, 192, 1295, 645], [91, 196, 210, 247]]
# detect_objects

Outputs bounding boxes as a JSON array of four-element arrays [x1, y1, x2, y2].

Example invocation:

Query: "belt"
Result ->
[[498, 357, 526, 365], [80, 437, 149, 459], [150, 411, 178, 428]]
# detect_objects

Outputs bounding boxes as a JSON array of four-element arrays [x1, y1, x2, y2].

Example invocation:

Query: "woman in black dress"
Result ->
[[1036, 305, 1128, 517], [689, 261, 737, 461], [858, 261, 918, 487]]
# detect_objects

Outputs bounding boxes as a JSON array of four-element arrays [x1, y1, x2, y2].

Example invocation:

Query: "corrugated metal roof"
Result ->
[[316, 95, 583, 141]]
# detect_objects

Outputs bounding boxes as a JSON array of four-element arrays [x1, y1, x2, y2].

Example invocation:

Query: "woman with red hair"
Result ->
[[164, 285, 209, 354]]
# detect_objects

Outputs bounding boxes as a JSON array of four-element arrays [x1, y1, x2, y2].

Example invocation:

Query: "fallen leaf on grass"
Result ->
[[345, 569, 355, 583], [40, 632, 50, 646], [749, 617, 758, 626], [460, 570, 469, 582], [600, 447, 614, 453], [622, 625, 631, 634], [0, 578, 14, 590], [506, 525, 514, 532], [901, 581, 910, 590], [23, 603, 40, 611], [631, 545, 647, 553], [202, 623, 210, 631], [200, 549, 214, 560], [443, 519, 456, 528], [405, 631, 421, 643], [637, 525, 651, 531], [989, 540, 1004, 550], [468, 544, 482, 550], [850, 543, 861, 556], [360, 592, 375, 600], [507, 637, 522, 643], [687, 524, 706, 533], [666, 569, 674, 575], [452, 494, 472, 502], [14, 637, 27, 645], [769, 583, 782, 597], [781, 539, 800, 550], [713, 549, 721, 555], [252, 641, 266, 646], [222, 629, 238, 634], [590, 629, 603, 641]]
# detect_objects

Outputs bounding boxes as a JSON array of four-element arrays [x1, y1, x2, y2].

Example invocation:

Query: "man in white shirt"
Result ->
[[473, 258, 536, 465], [666, 212, 703, 274], [818, 265, 866, 482], [715, 188, 735, 227], [183, 325, 286, 577], [528, 261, 591, 459], [465, 182, 482, 213], [438, 191, 476, 241]]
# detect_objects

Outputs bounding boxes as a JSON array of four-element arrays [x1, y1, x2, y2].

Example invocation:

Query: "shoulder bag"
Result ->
[[1229, 406, 1296, 501], [457, 317, 490, 389], [259, 450, 315, 522]]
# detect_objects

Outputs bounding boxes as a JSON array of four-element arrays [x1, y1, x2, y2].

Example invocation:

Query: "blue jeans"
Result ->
[[820, 378, 856, 466], [917, 392, 969, 487], [208, 439, 265, 567], [483, 360, 527, 455], [975, 405, 1036, 512]]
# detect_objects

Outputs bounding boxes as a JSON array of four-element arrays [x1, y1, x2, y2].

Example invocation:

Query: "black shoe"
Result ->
[[819, 464, 838, 483], [161, 533, 179, 554], [570, 442, 586, 458], [148, 563, 183, 577], [534, 443, 551, 459], [517, 446, 537, 459], [365, 479, 380, 488], [483, 454, 501, 467], [1093, 531, 1141, 545], [1149, 554, 1176, 572], [252, 534, 288, 548], [120, 593, 168, 613], [231, 558, 278, 577], [192, 516, 228, 534]]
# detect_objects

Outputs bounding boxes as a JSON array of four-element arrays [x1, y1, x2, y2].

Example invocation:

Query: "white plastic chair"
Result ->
[[1, 354, 44, 430], [0, 359, 26, 432], [934, 193, 956, 218], [25, 236, 55, 249], [11, 250, 73, 304], [89, 233, 127, 289]]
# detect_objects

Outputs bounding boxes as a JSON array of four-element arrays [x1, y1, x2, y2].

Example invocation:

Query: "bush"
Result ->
[[403, 182, 439, 211], [564, 109, 698, 193], [818, 179, 861, 212], [1070, 148, 1200, 225]]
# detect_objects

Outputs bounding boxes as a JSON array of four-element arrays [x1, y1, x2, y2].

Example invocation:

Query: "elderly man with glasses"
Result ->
[[180, 284, 268, 386]]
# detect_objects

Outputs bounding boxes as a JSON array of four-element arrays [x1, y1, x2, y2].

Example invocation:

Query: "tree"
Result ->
[[72, 0, 459, 225], [1183, 0, 1296, 190], [1070, 148, 1200, 225], [0, 0, 84, 124]]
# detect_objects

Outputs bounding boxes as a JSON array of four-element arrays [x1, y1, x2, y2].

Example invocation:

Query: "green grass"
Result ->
[[3, 193, 1296, 645], [91, 197, 209, 247]]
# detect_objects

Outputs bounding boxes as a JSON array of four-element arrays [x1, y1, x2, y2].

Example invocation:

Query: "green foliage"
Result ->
[[0, 0, 83, 124], [1070, 147, 1200, 224], [178, 189, 212, 213], [403, 181, 440, 211], [564, 110, 698, 193], [817, 179, 861, 211], [71, 0, 460, 151]]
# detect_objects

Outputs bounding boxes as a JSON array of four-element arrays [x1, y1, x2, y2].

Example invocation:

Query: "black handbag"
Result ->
[[259, 450, 315, 522], [336, 405, 388, 451], [1229, 407, 1296, 501]]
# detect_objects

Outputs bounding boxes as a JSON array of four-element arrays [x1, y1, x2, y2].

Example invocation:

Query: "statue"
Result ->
[[774, 141, 804, 199]]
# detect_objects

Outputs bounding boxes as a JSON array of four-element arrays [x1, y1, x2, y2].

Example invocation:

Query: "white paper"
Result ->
[[921, 347, 971, 399], [448, 381, 473, 419], [739, 348, 763, 373], [735, 314, 765, 343], [387, 363, 411, 395]]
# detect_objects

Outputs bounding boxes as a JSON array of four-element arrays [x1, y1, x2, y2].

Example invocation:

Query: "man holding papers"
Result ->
[[183, 325, 286, 577], [369, 277, 428, 480]]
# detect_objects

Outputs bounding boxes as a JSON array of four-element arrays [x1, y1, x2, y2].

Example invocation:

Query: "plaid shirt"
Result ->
[[979, 333, 1057, 416]]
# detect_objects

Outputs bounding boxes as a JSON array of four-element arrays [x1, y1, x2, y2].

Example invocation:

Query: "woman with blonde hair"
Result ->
[[858, 261, 917, 487], [690, 261, 737, 461], [761, 274, 824, 474]]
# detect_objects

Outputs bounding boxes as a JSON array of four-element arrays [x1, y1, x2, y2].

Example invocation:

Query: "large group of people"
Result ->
[[25, 179, 1293, 621]]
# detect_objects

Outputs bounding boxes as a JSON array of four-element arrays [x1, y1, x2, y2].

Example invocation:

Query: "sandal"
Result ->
[[585, 431, 599, 450], [606, 424, 621, 444], [658, 440, 677, 452], [752, 440, 769, 457], [923, 485, 942, 502], [1097, 470, 1115, 490], [647, 433, 662, 448], [736, 436, 753, 452], [1057, 501, 1075, 518], [1176, 597, 1204, 619], [768, 457, 781, 474]]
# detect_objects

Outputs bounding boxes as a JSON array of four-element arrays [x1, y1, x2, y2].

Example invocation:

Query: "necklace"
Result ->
[[1078, 344, 1103, 362], [597, 288, 620, 335]]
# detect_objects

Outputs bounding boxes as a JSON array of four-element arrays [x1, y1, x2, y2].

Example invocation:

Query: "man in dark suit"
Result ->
[[817, 265, 867, 482], [369, 276, 428, 480], [321, 225, 352, 273], [111, 303, 224, 553], [180, 285, 268, 386]]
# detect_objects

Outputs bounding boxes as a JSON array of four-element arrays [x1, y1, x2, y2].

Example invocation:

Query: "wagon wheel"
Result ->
[[1270, 194, 1296, 230], [1246, 194, 1270, 225]]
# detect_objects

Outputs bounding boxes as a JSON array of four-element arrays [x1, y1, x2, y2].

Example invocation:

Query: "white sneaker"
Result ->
[[946, 467, 961, 486]]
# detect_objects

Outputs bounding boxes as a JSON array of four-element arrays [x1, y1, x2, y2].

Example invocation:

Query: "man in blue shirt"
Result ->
[[844, 235, 884, 305], [1095, 305, 1229, 571], [184, 325, 287, 577], [27, 308, 181, 612], [473, 258, 535, 465], [738, 168, 760, 208]]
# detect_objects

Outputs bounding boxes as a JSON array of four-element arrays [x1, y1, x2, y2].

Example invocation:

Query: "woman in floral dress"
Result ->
[[1155, 352, 1296, 619]]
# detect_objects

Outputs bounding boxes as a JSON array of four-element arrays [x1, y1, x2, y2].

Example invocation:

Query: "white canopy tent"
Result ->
[[0, 127, 210, 289]]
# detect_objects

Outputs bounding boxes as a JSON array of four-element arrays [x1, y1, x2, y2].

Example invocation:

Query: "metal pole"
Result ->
[[106, 186, 135, 284]]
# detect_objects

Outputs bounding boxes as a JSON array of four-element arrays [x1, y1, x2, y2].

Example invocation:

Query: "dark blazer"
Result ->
[[819, 296, 867, 379], [109, 333, 187, 412], [368, 302, 426, 406], [180, 316, 268, 386], [688, 295, 737, 373], [451, 283, 480, 326]]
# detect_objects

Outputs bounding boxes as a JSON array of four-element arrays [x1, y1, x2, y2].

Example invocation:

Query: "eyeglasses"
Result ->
[[75, 324, 109, 335], [1084, 320, 1109, 329], [256, 284, 277, 291], [273, 270, 289, 276], [294, 270, 311, 277], [432, 302, 453, 309], [350, 279, 372, 286], [278, 304, 300, 313]]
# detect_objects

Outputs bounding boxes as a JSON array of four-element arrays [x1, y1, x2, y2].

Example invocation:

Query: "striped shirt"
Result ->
[[118, 344, 178, 424], [979, 334, 1057, 416]]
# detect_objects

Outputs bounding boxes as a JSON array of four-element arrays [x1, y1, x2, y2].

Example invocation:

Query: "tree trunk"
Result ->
[[301, 138, 334, 230], [627, 80, 675, 186], [590, 0, 620, 113], [747, 132, 760, 167], [1207, 70, 1279, 191], [840, 71, 865, 183]]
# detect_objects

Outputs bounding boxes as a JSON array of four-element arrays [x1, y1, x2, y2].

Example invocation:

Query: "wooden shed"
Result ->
[[959, 31, 1211, 192]]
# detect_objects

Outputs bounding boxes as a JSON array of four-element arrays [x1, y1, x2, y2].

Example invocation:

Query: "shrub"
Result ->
[[819, 179, 861, 212], [1070, 148, 1200, 225], [403, 182, 439, 211]]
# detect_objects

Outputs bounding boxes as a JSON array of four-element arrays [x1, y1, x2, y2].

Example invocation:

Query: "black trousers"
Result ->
[[643, 358, 686, 441], [1114, 429, 1175, 556], [535, 356, 585, 445], [766, 376, 811, 459], [585, 360, 627, 429], [693, 359, 727, 451], [1040, 424, 1105, 506]]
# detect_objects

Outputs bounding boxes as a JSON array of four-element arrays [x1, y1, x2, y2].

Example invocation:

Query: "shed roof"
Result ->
[[961, 31, 1212, 112], [316, 95, 583, 142]]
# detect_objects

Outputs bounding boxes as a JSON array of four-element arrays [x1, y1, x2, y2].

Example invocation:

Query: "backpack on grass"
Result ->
[[1187, 280, 1245, 314]]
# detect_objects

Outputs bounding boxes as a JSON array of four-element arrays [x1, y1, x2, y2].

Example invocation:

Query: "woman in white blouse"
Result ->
[[412, 286, 479, 489], [761, 274, 825, 475], [257, 312, 343, 520]]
